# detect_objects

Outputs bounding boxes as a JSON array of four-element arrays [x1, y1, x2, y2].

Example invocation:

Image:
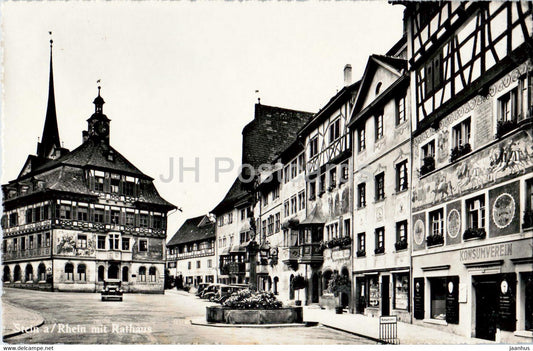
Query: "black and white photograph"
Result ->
[[1, 0, 532, 348]]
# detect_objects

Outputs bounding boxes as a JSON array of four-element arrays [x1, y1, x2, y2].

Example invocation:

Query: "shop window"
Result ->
[[77, 235, 87, 249], [368, 275, 380, 307], [358, 127, 366, 152], [98, 266, 105, 282], [396, 160, 408, 192], [393, 273, 409, 310], [77, 264, 86, 281], [430, 277, 447, 320], [65, 263, 74, 281], [375, 173, 385, 201], [139, 239, 148, 252], [139, 266, 147, 282], [38, 263, 46, 281]]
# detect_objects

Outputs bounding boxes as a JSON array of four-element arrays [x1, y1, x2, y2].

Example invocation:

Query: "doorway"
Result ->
[[311, 272, 319, 303], [475, 278, 499, 341], [108, 263, 119, 279], [381, 275, 390, 317]]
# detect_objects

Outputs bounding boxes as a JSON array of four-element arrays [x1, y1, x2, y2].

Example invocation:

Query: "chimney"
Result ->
[[82, 130, 89, 143], [344, 64, 352, 86]]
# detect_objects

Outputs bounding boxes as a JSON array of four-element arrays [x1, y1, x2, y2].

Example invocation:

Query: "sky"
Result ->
[[1, 1, 405, 239]]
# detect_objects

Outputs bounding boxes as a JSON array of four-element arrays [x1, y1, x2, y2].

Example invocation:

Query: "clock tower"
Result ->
[[87, 86, 110, 143]]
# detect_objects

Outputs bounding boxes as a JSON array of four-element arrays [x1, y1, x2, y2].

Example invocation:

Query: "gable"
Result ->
[[360, 63, 401, 112]]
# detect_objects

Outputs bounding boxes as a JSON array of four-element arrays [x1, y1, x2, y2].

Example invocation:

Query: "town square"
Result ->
[[1, 0, 532, 347]]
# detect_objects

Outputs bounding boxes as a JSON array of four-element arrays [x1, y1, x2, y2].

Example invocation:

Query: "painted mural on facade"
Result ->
[[412, 130, 533, 211]]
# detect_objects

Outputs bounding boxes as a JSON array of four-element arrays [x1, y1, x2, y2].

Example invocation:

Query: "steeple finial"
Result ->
[[37, 32, 61, 159], [93, 81, 105, 113]]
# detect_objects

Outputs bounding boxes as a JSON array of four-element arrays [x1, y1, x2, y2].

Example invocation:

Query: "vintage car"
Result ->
[[101, 279, 124, 301], [195, 283, 210, 297]]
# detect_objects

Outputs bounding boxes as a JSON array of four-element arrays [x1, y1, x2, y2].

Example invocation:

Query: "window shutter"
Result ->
[[446, 276, 459, 324], [121, 210, 126, 226], [104, 209, 110, 224], [104, 173, 110, 193], [498, 273, 517, 332], [413, 277, 425, 320]]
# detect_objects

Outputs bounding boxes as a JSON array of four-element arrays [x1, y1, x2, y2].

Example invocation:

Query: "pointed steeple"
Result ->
[[37, 38, 61, 159]]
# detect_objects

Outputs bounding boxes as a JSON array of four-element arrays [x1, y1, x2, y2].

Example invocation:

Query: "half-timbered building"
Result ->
[[400, 1, 533, 342], [1, 42, 175, 293]]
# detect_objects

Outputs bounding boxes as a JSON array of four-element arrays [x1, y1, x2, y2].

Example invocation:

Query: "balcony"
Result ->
[[220, 262, 245, 276], [3, 247, 50, 261], [280, 247, 299, 264], [95, 250, 132, 261], [298, 243, 324, 265]]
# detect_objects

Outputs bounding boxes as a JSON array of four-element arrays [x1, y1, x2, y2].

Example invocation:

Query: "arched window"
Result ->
[[77, 264, 86, 281], [14, 265, 21, 282], [65, 263, 74, 281], [38, 263, 46, 281], [149, 267, 156, 282], [375, 82, 382, 95], [139, 266, 147, 282], [122, 266, 129, 282], [3, 266, 11, 283], [25, 264, 33, 282], [98, 266, 105, 282], [273, 276, 279, 295]]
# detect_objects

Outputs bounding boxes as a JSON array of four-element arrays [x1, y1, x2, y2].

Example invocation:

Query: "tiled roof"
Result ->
[[242, 104, 314, 169], [29, 139, 148, 179], [167, 215, 215, 247]]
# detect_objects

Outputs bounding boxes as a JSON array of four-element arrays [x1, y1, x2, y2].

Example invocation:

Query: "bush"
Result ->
[[420, 156, 435, 176], [426, 234, 444, 246], [222, 289, 282, 309], [450, 143, 472, 162], [463, 227, 486, 240]]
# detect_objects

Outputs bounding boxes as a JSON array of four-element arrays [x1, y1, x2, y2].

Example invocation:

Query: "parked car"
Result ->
[[195, 283, 210, 297], [201, 284, 221, 300], [101, 279, 123, 301]]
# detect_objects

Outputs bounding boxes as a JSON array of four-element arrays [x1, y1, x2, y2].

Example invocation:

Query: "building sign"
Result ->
[[413, 278, 424, 320], [459, 243, 513, 262], [330, 248, 351, 261], [445, 276, 459, 324], [499, 273, 516, 331], [492, 193, 515, 229]]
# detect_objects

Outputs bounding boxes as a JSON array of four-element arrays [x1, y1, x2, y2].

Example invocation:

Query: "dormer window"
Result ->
[[107, 150, 115, 162]]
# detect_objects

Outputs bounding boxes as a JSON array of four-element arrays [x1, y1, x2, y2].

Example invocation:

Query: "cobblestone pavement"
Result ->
[[2, 288, 375, 344]]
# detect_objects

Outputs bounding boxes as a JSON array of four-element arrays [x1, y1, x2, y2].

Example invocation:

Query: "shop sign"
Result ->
[[459, 242, 512, 262]]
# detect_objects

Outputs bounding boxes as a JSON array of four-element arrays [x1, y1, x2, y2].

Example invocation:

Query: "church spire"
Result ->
[[37, 37, 61, 159]]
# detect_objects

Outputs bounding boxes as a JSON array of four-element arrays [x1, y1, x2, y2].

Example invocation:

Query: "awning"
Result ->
[[230, 244, 246, 253], [300, 205, 326, 225], [219, 247, 230, 255]]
